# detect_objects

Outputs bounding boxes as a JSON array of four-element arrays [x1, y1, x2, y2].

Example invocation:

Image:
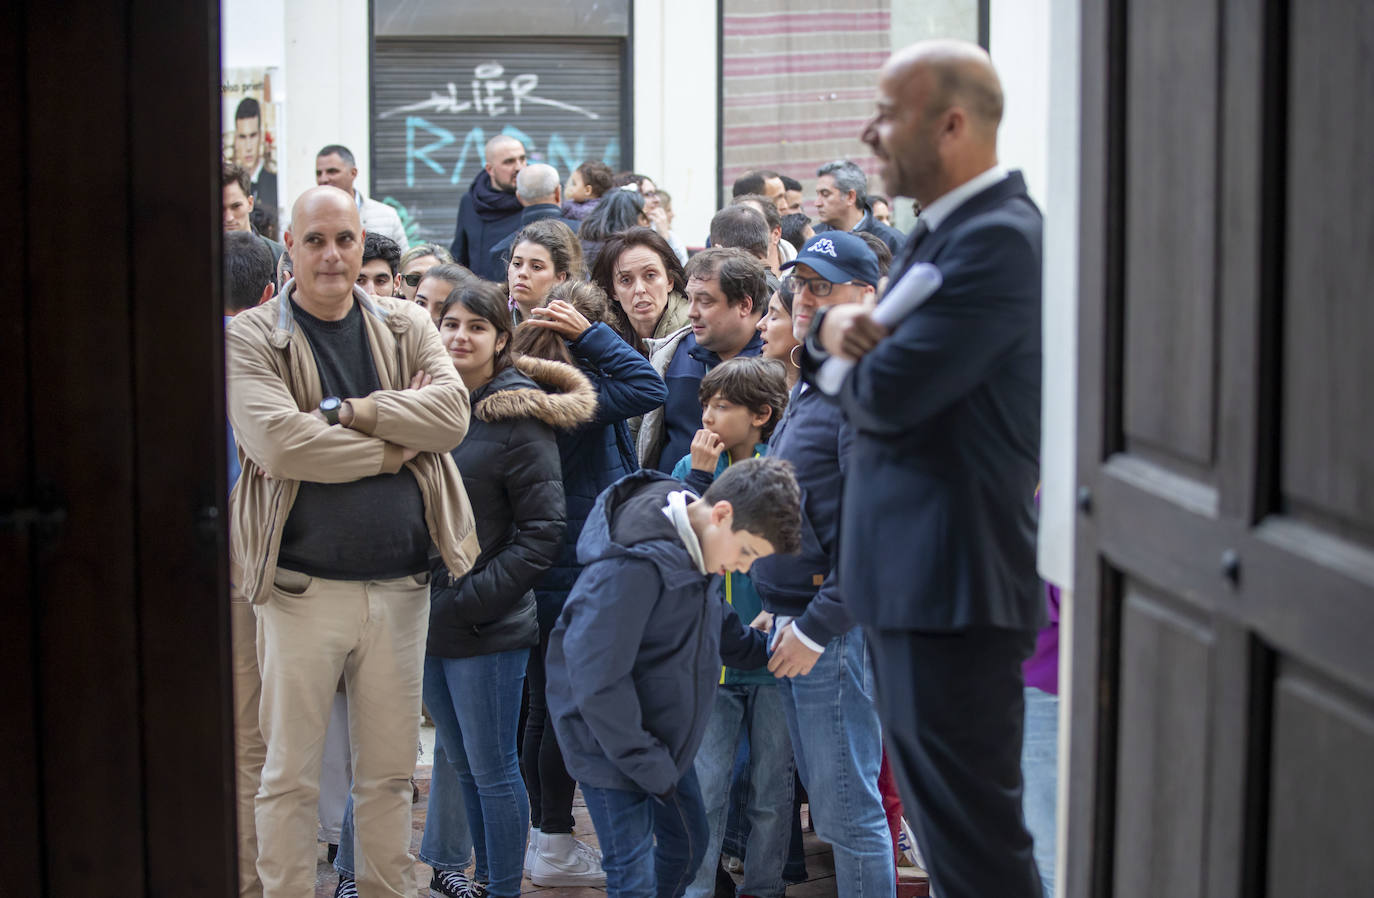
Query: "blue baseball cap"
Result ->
[[781, 230, 881, 287]]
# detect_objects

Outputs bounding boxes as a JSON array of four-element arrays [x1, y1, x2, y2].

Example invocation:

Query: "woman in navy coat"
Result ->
[[510, 279, 668, 883]]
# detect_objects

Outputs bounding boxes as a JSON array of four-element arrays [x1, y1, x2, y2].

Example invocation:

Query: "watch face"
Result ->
[[320, 397, 342, 412]]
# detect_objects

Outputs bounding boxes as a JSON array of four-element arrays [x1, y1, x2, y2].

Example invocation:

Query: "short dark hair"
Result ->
[[869, 194, 891, 209], [702, 457, 802, 555], [222, 161, 251, 197], [224, 231, 274, 313], [780, 213, 812, 251], [234, 97, 260, 122], [855, 232, 892, 277], [731, 172, 767, 197], [578, 189, 646, 243], [684, 247, 768, 316], [731, 193, 781, 231], [698, 357, 790, 441], [316, 144, 356, 166], [438, 280, 514, 376], [709, 206, 769, 260], [780, 175, 802, 192], [577, 160, 615, 197], [250, 204, 278, 240], [363, 232, 401, 276]]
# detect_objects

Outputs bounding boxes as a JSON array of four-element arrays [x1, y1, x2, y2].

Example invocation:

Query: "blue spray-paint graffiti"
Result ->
[[376, 56, 623, 244]]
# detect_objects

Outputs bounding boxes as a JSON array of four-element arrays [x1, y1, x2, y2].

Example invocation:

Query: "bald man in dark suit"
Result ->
[[809, 40, 1046, 898]]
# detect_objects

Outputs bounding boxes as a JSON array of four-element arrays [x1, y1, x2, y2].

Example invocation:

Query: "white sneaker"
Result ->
[[529, 832, 607, 887], [523, 827, 540, 877]]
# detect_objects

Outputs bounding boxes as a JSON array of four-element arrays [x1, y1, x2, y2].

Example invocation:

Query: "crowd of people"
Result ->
[[224, 38, 1058, 898]]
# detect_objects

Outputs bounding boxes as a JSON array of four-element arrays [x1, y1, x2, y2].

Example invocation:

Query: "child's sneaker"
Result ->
[[333, 876, 358, 898], [430, 869, 484, 898], [529, 832, 607, 887]]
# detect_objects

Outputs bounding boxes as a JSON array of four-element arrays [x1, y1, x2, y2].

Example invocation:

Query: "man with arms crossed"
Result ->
[[227, 185, 479, 897], [813, 40, 1045, 898]]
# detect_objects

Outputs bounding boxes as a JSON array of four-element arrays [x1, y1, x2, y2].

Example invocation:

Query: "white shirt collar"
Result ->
[[661, 490, 707, 574], [353, 187, 365, 210], [917, 165, 1008, 233]]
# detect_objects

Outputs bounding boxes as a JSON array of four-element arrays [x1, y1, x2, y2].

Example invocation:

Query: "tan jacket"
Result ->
[[226, 284, 480, 604]]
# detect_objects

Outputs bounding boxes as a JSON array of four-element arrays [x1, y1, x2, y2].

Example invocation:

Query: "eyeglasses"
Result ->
[[401, 272, 425, 287], [783, 274, 852, 297]]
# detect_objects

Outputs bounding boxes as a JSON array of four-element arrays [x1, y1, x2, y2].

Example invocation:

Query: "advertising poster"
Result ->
[[222, 67, 283, 237]]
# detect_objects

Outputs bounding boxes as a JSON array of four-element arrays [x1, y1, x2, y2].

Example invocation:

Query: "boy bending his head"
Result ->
[[545, 459, 801, 898]]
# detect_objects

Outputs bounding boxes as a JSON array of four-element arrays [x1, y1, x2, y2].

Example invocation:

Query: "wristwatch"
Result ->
[[319, 396, 343, 425]]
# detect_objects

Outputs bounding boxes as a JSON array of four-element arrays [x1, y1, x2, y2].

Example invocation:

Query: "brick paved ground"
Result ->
[[312, 767, 928, 898]]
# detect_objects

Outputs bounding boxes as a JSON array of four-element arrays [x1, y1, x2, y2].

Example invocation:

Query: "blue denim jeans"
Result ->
[[776, 625, 894, 898], [685, 684, 794, 898], [334, 742, 474, 879], [423, 651, 530, 898], [1021, 687, 1059, 898], [582, 768, 708, 898]]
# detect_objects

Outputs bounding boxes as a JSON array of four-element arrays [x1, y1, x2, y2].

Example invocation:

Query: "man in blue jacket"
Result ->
[[750, 231, 895, 898], [546, 459, 801, 898], [815, 40, 1045, 898], [451, 134, 526, 280]]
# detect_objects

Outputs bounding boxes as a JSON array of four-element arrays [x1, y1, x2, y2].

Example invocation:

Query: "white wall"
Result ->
[[633, 0, 718, 247], [282, 0, 371, 226]]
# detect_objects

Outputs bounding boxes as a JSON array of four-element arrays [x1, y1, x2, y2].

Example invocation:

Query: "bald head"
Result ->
[[484, 135, 528, 192], [290, 185, 360, 231], [863, 39, 1002, 206], [284, 186, 364, 315], [889, 40, 1003, 134]]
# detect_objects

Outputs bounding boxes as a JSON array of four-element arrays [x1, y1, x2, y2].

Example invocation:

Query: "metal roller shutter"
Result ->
[[372, 37, 625, 246]]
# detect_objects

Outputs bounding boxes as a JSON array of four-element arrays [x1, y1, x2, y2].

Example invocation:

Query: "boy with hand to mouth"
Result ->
[[669, 356, 799, 898], [545, 458, 802, 898]]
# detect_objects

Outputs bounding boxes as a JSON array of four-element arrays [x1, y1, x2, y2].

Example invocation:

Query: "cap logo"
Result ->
[[811, 238, 838, 258]]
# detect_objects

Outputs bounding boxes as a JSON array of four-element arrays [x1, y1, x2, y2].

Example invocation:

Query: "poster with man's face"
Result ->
[[222, 68, 282, 233]]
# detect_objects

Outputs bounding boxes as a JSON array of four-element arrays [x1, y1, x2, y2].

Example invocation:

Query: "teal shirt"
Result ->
[[671, 443, 774, 686]]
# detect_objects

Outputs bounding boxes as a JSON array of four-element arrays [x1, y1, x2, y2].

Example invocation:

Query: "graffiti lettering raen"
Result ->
[[375, 58, 621, 242]]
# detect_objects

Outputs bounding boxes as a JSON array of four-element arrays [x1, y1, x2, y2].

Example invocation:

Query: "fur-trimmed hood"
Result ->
[[473, 355, 598, 430]]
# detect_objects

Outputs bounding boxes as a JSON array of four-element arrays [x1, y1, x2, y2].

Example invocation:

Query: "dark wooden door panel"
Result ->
[[1121, 0, 1220, 474], [1267, 665, 1374, 896], [1112, 584, 1212, 898], [1281, 0, 1374, 545], [1073, 0, 1374, 896]]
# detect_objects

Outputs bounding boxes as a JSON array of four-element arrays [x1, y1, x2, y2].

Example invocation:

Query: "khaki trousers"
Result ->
[[232, 599, 266, 898], [254, 568, 429, 898]]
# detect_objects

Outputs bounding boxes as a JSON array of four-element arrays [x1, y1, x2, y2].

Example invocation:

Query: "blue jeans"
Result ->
[[335, 742, 474, 878], [776, 625, 894, 898], [582, 768, 708, 898], [1021, 687, 1059, 898], [423, 651, 530, 898], [685, 684, 794, 898]]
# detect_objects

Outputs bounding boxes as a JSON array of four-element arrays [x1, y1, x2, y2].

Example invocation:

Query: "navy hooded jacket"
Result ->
[[545, 470, 768, 796], [533, 322, 668, 631], [450, 170, 523, 280]]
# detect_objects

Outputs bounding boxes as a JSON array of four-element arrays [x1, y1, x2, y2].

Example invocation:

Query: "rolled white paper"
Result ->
[[815, 262, 944, 395]]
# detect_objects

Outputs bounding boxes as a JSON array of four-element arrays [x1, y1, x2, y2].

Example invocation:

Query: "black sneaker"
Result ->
[[333, 876, 358, 898], [430, 869, 485, 898], [327, 842, 339, 864]]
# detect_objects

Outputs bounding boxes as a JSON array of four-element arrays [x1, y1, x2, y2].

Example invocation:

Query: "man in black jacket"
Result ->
[[488, 163, 580, 275], [451, 134, 527, 279], [815, 39, 1045, 898]]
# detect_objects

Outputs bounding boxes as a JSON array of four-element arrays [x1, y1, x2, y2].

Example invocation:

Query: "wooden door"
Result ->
[[1068, 1, 1374, 896], [0, 0, 237, 893]]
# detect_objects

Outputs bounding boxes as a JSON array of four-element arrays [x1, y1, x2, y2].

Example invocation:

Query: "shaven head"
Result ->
[[285, 186, 364, 307], [865, 39, 1002, 205]]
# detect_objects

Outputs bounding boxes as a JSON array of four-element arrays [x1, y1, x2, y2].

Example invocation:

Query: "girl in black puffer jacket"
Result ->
[[423, 279, 595, 898]]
